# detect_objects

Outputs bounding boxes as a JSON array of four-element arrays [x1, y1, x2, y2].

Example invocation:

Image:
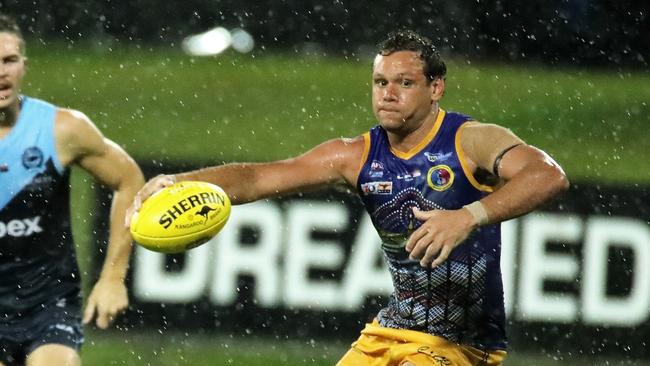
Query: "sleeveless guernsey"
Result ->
[[0, 97, 80, 321], [357, 109, 507, 350]]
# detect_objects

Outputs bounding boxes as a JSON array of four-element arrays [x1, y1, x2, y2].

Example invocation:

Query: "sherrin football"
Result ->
[[129, 181, 231, 253]]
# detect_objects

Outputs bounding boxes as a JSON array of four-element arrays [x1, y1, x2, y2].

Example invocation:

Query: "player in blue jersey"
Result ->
[[129, 29, 568, 365], [0, 14, 144, 366]]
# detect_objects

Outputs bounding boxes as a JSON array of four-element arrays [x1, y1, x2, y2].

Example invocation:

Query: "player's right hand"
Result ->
[[125, 174, 176, 228]]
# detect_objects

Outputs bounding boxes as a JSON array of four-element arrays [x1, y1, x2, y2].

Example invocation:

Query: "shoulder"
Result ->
[[303, 135, 365, 165], [459, 121, 523, 143], [55, 108, 104, 140], [294, 135, 366, 186], [333, 135, 366, 162], [461, 120, 510, 133], [54, 108, 106, 164], [458, 120, 525, 173]]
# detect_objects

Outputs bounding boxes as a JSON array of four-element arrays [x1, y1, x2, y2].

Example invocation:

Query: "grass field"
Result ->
[[20, 43, 650, 365], [25, 43, 650, 183], [82, 330, 644, 366]]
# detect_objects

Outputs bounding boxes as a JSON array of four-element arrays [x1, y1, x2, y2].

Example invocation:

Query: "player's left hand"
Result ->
[[405, 207, 477, 268], [83, 277, 129, 329]]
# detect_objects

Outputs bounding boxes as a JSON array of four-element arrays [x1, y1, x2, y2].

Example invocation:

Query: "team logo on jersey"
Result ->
[[369, 160, 384, 178], [427, 165, 454, 191], [22, 147, 44, 170], [361, 181, 393, 195]]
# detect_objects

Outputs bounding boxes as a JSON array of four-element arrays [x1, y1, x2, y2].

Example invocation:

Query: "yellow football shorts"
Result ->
[[336, 320, 507, 366]]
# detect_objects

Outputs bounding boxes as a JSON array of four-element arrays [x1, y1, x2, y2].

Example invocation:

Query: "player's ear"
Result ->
[[430, 77, 445, 102]]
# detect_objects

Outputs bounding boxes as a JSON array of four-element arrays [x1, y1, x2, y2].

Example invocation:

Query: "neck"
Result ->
[[387, 106, 439, 153], [0, 100, 21, 128]]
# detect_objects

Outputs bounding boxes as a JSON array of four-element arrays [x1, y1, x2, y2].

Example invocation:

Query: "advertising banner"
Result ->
[[92, 163, 650, 356]]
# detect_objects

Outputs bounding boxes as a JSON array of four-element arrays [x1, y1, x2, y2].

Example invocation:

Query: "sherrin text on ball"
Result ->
[[129, 181, 231, 253]]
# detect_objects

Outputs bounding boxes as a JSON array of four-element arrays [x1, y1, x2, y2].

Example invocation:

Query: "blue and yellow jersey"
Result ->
[[356, 109, 507, 350], [0, 97, 80, 318]]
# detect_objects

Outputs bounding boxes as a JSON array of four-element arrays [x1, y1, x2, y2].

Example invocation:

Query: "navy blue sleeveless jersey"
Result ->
[[0, 97, 80, 321], [356, 109, 507, 350]]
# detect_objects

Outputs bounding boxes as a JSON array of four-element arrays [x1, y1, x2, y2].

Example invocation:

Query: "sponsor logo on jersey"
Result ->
[[424, 151, 452, 163], [360, 181, 393, 195], [427, 165, 454, 191], [22, 147, 44, 170], [396, 169, 422, 181], [369, 160, 384, 178], [0, 216, 43, 238]]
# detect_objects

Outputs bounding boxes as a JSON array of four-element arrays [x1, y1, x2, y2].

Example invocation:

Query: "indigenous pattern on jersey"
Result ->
[[0, 97, 81, 321], [356, 109, 507, 350]]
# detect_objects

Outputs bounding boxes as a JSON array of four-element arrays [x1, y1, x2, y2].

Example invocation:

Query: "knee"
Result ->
[[27, 344, 80, 366]]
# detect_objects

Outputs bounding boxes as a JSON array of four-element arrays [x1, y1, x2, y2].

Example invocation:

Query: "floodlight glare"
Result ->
[[182, 27, 232, 56], [230, 28, 255, 53]]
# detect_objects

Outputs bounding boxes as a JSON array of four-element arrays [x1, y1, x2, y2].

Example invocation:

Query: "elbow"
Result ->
[[549, 165, 570, 197], [120, 160, 145, 193]]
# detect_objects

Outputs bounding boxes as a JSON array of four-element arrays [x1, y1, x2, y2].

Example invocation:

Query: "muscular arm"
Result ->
[[56, 109, 145, 328], [459, 122, 569, 223], [407, 122, 568, 267], [133, 136, 365, 208]]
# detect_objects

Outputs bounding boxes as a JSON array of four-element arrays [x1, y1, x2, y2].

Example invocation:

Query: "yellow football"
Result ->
[[129, 181, 231, 253]]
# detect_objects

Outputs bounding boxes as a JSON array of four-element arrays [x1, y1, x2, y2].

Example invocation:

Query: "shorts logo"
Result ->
[[52, 323, 75, 335], [361, 181, 392, 195], [22, 147, 44, 170], [369, 160, 384, 178], [416, 346, 452, 365], [427, 165, 454, 191]]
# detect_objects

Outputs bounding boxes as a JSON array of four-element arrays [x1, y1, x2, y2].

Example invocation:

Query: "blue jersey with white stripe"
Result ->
[[0, 97, 80, 319], [356, 109, 507, 350]]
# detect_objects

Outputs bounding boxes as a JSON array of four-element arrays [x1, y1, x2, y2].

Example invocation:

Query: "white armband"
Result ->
[[463, 201, 489, 226]]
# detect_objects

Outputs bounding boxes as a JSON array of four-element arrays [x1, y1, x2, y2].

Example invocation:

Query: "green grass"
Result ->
[[83, 331, 645, 366], [24, 43, 650, 183], [84, 331, 346, 366]]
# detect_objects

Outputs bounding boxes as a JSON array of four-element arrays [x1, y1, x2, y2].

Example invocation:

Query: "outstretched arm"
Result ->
[[55, 109, 145, 329], [128, 136, 365, 222], [406, 123, 569, 267]]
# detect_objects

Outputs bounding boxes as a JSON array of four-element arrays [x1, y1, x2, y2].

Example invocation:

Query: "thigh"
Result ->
[[336, 332, 394, 366], [400, 344, 506, 366], [336, 346, 379, 366], [26, 344, 80, 366]]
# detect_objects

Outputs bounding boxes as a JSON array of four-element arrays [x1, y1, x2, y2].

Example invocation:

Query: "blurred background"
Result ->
[[2, 0, 649, 365]]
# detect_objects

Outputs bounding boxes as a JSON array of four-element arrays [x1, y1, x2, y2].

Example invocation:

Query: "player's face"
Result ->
[[0, 32, 26, 110], [372, 51, 438, 133]]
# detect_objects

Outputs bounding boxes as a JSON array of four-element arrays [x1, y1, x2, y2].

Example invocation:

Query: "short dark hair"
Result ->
[[0, 13, 25, 53], [377, 29, 446, 82]]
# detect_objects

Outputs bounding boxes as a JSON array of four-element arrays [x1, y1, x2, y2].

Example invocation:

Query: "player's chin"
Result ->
[[378, 118, 406, 131]]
